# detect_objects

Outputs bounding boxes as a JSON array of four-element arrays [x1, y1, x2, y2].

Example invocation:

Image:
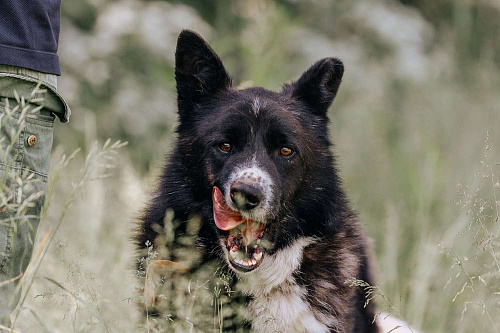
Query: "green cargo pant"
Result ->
[[0, 67, 70, 326]]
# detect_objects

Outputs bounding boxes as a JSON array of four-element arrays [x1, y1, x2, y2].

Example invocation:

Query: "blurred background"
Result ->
[[15, 0, 500, 332]]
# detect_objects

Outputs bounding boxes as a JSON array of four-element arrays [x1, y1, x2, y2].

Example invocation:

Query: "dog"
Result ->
[[136, 30, 381, 332]]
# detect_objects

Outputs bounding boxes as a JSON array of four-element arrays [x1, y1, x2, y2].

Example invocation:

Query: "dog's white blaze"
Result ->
[[239, 237, 331, 333], [224, 157, 274, 221], [252, 97, 266, 116]]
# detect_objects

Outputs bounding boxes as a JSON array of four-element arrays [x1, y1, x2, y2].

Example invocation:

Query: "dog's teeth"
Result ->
[[233, 254, 260, 268], [230, 248, 238, 259]]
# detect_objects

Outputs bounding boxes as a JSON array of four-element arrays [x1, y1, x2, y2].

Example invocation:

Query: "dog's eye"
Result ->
[[279, 147, 294, 157], [218, 142, 232, 153]]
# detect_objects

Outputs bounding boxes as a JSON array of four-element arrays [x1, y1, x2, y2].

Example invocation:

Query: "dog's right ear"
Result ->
[[175, 30, 231, 118]]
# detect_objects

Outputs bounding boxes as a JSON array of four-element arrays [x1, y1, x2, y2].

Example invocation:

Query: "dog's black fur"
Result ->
[[136, 30, 379, 332]]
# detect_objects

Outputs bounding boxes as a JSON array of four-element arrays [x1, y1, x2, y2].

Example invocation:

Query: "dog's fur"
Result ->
[[136, 30, 379, 332]]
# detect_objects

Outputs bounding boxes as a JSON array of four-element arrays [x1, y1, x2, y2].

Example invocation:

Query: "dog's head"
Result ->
[[174, 30, 343, 273]]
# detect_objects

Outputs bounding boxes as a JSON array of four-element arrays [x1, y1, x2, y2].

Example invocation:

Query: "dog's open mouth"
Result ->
[[212, 187, 267, 272]]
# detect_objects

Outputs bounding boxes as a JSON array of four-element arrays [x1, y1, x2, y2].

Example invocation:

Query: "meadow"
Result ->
[[2, 0, 500, 332]]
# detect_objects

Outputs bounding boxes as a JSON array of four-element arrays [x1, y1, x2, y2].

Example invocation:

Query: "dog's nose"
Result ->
[[230, 182, 263, 210]]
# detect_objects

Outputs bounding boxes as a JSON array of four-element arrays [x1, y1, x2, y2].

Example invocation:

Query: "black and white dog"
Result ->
[[137, 30, 381, 332]]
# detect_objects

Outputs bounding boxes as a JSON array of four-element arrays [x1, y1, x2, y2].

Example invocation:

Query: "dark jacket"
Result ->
[[0, 0, 61, 75]]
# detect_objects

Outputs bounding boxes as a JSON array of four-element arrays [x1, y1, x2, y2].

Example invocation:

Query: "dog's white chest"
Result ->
[[247, 281, 329, 333], [239, 237, 329, 333]]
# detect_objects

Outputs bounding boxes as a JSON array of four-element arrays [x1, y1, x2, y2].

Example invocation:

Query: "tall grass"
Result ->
[[1, 89, 128, 332], [440, 133, 500, 332], [4, 86, 499, 333], [3, 101, 500, 332]]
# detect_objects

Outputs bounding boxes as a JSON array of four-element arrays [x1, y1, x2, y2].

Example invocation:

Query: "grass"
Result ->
[[1, 91, 129, 332], [440, 133, 500, 332], [2, 76, 500, 333]]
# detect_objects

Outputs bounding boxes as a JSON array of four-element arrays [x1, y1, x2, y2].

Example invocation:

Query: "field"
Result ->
[[3, 0, 500, 332]]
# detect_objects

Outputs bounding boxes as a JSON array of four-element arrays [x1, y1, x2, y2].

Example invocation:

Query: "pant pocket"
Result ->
[[22, 116, 54, 180]]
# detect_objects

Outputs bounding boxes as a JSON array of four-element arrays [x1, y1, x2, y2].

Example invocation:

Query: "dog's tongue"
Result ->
[[212, 187, 245, 231]]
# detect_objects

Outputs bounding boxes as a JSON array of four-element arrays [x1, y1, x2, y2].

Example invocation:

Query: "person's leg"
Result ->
[[0, 66, 68, 326]]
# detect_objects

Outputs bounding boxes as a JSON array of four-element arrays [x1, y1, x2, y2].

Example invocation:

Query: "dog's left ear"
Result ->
[[175, 30, 231, 119], [291, 58, 344, 117]]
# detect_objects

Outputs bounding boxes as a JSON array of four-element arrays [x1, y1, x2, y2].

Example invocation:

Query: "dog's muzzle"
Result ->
[[212, 186, 270, 272]]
